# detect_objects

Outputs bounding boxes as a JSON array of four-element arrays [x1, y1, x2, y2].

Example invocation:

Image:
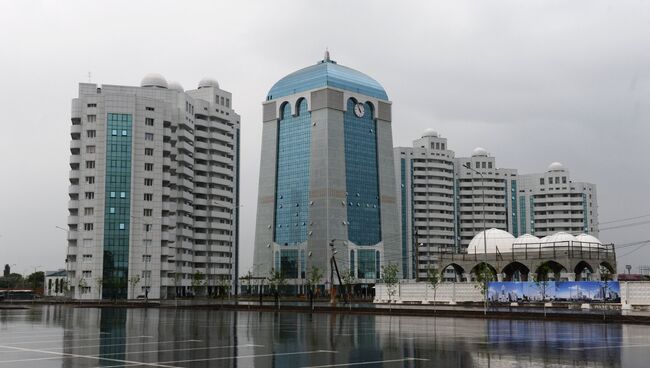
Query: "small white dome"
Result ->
[[471, 147, 489, 157], [422, 128, 439, 138], [467, 228, 515, 254], [575, 234, 603, 249], [548, 162, 565, 172], [513, 234, 541, 245], [198, 77, 219, 89], [542, 232, 576, 246], [140, 73, 168, 88], [168, 81, 184, 91]]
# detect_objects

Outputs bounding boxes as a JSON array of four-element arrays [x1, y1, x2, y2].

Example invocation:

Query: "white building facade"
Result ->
[[66, 74, 240, 300], [396, 130, 598, 280]]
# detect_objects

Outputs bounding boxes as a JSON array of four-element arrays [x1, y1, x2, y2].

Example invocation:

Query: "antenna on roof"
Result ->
[[88, 72, 92, 83], [324, 47, 330, 62]]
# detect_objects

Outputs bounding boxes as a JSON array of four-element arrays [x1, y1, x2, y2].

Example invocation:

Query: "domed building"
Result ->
[[467, 228, 515, 254], [253, 52, 399, 291]]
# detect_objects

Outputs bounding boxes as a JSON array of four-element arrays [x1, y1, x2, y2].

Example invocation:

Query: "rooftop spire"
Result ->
[[324, 47, 330, 62]]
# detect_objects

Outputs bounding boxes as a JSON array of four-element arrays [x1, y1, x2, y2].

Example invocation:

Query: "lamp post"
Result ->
[[131, 215, 161, 304], [463, 162, 489, 313]]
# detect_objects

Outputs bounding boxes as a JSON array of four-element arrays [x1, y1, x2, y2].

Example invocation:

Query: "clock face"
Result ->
[[354, 103, 365, 118]]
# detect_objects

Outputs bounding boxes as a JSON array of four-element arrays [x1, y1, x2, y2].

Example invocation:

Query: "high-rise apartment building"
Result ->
[[66, 74, 240, 299], [396, 130, 597, 279], [518, 162, 598, 238], [253, 52, 400, 291]]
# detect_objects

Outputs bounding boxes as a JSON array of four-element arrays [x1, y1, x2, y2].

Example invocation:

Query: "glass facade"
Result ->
[[582, 193, 589, 232], [511, 180, 518, 237], [274, 100, 311, 245], [519, 195, 527, 234], [102, 113, 132, 299], [280, 249, 299, 279], [267, 60, 388, 101], [344, 99, 381, 245], [357, 249, 376, 279]]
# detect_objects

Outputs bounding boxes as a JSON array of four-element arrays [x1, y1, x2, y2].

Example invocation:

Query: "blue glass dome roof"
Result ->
[[267, 54, 388, 101]]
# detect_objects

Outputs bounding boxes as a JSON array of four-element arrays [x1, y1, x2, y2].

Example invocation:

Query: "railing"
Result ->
[[440, 241, 615, 263]]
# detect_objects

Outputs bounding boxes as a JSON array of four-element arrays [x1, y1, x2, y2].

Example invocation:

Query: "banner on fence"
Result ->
[[487, 281, 620, 303]]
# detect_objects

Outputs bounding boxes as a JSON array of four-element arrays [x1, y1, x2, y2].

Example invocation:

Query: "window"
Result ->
[[144, 193, 153, 201], [85, 161, 95, 169], [142, 270, 151, 278], [84, 192, 94, 199], [144, 224, 152, 232], [481, 162, 487, 169], [145, 118, 154, 126], [86, 145, 95, 154], [83, 238, 93, 247], [143, 208, 153, 216], [220, 96, 225, 105], [142, 255, 152, 262], [144, 178, 153, 186], [83, 223, 94, 231], [111, 129, 118, 136], [82, 254, 93, 261], [145, 148, 153, 156], [144, 163, 154, 171], [121, 130, 128, 136], [562, 176, 567, 184], [145, 133, 154, 141], [87, 115, 96, 123], [82, 271, 92, 278], [86, 130, 96, 138], [475, 161, 479, 168], [87, 103, 97, 108], [109, 207, 115, 214], [85, 176, 94, 184], [226, 98, 230, 107], [488, 162, 493, 169], [119, 223, 125, 230], [110, 191, 116, 198], [120, 192, 126, 198], [84, 207, 94, 216], [146, 106, 154, 111], [540, 178, 545, 185]]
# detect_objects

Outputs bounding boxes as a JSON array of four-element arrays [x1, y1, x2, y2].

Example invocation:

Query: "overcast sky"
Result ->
[[0, 0, 649, 276]]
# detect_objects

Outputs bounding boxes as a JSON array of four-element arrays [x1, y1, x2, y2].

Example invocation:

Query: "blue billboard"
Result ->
[[488, 281, 620, 303]]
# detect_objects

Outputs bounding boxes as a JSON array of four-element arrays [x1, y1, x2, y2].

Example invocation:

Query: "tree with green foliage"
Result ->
[[381, 263, 399, 312], [128, 275, 141, 300], [191, 271, 205, 297], [305, 266, 323, 311], [27, 271, 44, 291], [473, 263, 494, 315], [94, 277, 103, 301], [426, 266, 441, 313], [268, 269, 287, 309], [241, 271, 254, 296], [341, 269, 356, 309]]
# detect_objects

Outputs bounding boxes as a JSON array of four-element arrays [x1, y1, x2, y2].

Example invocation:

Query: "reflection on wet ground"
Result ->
[[0, 305, 648, 367]]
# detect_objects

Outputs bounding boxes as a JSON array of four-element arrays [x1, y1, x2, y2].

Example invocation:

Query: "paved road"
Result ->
[[0, 305, 648, 367]]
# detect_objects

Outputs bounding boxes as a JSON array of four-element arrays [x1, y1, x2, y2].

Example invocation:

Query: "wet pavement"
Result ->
[[0, 305, 649, 367]]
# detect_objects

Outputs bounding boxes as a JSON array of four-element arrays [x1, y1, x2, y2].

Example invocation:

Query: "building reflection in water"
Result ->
[[55, 307, 625, 368]]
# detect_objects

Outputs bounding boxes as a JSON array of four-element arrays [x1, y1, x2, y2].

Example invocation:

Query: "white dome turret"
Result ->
[[541, 232, 576, 247], [548, 162, 565, 172], [471, 147, 489, 157], [576, 234, 603, 249], [467, 228, 515, 254], [140, 73, 168, 88], [422, 128, 439, 138], [198, 77, 219, 89], [168, 81, 184, 91], [513, 234, 541, 245]]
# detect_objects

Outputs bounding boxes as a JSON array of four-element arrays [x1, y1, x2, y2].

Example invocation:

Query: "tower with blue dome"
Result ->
[[253, 52, 400, 291]]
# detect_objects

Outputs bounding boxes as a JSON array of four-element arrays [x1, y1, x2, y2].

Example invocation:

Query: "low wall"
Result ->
[[375, 281, 650, 307], [374, 282, 482, 304]]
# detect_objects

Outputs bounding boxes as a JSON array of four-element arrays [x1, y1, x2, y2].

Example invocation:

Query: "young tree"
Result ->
[[473, 263, 494, 315], [241, 271, 253, 296], [599, 265, 614, 321], [191, 271, 205, 297], [426, 266, 441, 313], [94, 277, 103, 302], [268, 269, 287, 310], [305, 266, 323, 311], [216, 277, 231, 305], [341, 269, 356, 310], [77, 278, 88, 303], [381, 263, 399, 312], [128, 275, 141, 300], [27, 271, 45, 291]]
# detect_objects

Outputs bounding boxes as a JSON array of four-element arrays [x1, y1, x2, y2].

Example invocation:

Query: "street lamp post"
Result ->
[[463, 163, 489, 314]]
